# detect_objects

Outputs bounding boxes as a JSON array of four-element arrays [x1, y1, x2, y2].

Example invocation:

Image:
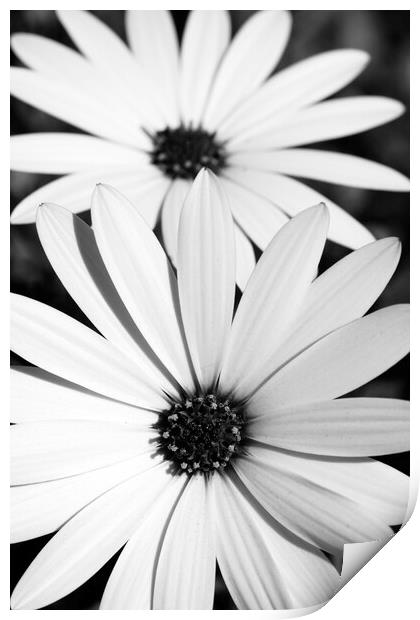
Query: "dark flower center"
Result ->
[[150, 126, 227, 180], [155, 393, 247, 476]]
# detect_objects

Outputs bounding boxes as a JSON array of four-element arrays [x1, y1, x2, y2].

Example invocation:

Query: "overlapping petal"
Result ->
[[153, 476, 215, 609], [220, 205, 328, 399], [91, 184, 195, 391], [202, 10, 292, 130], [219, 49, 370, 140], [11, 167, 169, 226], [248, 237, 401, 382], [100, 477, 186, 609], [177, 171, 235, 389], [234, 446, 392, 554], [11, 293, 166, 410], [11, 453, 157, 542], [211, 471, 339, 609], [226, 168, 374, 249], [249, 304, 409, 414], [11, 465, 176, 610]]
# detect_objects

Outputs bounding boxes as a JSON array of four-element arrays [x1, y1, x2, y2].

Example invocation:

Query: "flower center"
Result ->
[[150, 126, 227, 180], [155, 393, 247, 475]]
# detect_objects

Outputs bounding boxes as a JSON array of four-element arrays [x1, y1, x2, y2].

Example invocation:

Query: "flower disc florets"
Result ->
[[155, 393, 247, 475], [150, 126, 227, 179]]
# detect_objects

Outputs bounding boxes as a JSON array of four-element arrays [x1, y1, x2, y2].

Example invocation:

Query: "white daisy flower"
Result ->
[[10, 10, 409, 289], [11, 170, 409, 610]]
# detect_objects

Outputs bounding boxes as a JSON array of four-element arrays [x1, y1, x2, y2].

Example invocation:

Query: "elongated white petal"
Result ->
[[153, 476, 215, 609], [11, 452, 158, 543], [219, 205, 328, 400], [11, 166, 169, 226], [230, 96, 405, 151], [220, 175, 289, 249], [11, 465, 174, 610], [234, 447, 392, 554], [180, 11, 230, 126], [237, 444, 407, 525], [230, 149, 410, 191], [219, 49, 369, 140], [211, 472, 339, 609], [10, 68, 144, 148], [91, 184, 194, 391], [100, 477, 186, 609], [255, 450, 409, 526], [226, 169, 374, 249], [234, 226, 255, 292], [11, 32, 144, 126], [256, 237, 401, 377], [161, 178, 192, 265], [37, 204, 176, 391], [11, 420, 153, 485], [57, 10, 162, 129], [11, 366, 156, 425], [11, 133, 148, 174], [178, 171, 235, 389], [125, 10, 179, 127], [11, 293, 166, 410], [250, 398, 409, 456], [250, 305, 410, 414], [202, 10, 292, 131]]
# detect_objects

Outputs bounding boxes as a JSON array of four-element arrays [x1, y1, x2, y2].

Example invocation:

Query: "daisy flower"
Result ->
[[11, 171, 409, 610], [10, 10, 409, 289]]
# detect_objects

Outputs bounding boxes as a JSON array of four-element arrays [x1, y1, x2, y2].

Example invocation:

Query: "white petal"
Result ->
[[11, 293, 166, 410], [125, 10, 179, 127], [234, 446, 392, 554], [57, 10, 162, 129], [250, 305, 410, 414], [11, 366, 156, 425], [254, 237, 402, 379], [236, 446, 409, 526], [234, 226, 255, 292], [211, 471, 339, 609], [226, 169, 375, 249], [11, 32, 146, 128], [11, 453, 157, 543], [10, 67, 144, 148], [250, 398, 410, 457], [177, 171, 235, 389], [153, 476, 215, 609], [220, 175, 289, 250], [11, 420, 153, 485], [219, 49, 369, 140], [230, 96, 405, 151], [100, 476, 186, 609], [91, 184, 195, 391], [161, 178, 192, 265], [36, 204, 176, 391], [11, 133, 148, 174], [219, 205, 328, 400], [230, 149, 410, 191], [10, 166, 169, 227], [11, 464, 174, 610], [180, 11, 231, 127], [202, 10, 292, 131]]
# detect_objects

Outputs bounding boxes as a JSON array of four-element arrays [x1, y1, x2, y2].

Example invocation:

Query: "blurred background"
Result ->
[[10, 10, 409, 610]]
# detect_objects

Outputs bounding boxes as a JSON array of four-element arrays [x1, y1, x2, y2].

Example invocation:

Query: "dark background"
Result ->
[[10, 10, 410, 610]]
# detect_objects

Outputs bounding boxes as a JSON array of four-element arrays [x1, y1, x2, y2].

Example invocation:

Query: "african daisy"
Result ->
[[10, 10, 409, 289], [11, 171, 409, 610]]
